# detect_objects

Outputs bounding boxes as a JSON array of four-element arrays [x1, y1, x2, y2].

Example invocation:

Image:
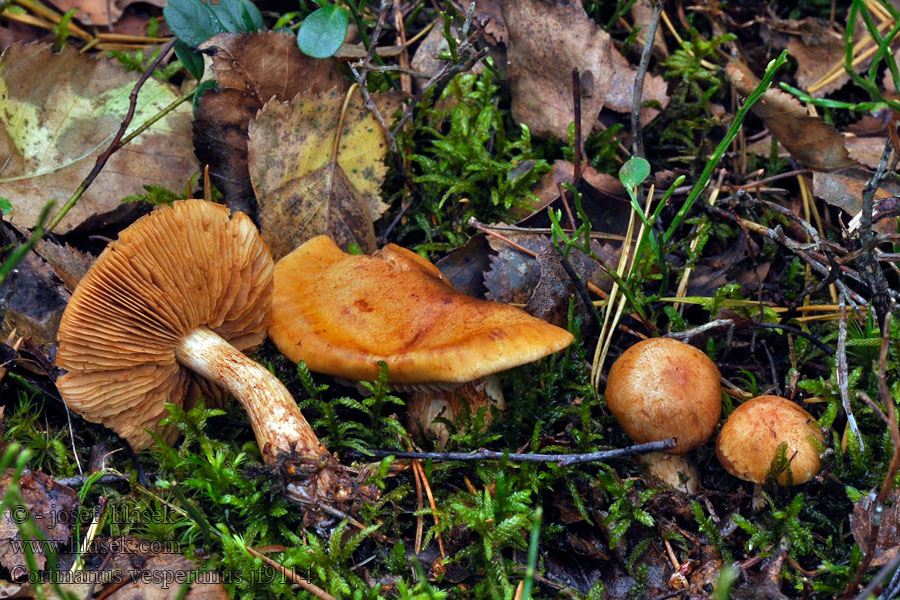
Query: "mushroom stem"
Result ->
[[175, 326, 320, 463], [406, 376, 505, 448]]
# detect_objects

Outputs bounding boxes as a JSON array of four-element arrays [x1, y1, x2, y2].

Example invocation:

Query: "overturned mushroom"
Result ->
[[56, 201, 359, 507], [267, 235, 574, 444]]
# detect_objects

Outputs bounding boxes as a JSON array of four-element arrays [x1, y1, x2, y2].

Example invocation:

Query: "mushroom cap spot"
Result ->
[[268, 235, 574, 384], [605, 337, 722, 454], [716, 395, 823, 485], [56, 200, 273, 450]]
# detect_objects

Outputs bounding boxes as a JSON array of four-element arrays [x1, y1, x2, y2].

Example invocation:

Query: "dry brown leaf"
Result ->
[[785, 19, 848, 97], [48, 0, 166, 26], [33, 239, 94, 292], [248, 87, 401, 258], [483, 230, 615, 325], [193, 32, 346, 214], [498, 0, 613, 140], [39, 536, 230, 599], [844, 135, 890, 169], [596, 48, 668, 125], [851, 488, 900, 567], [525, 159, 626, 218], [0, 470, 78, 574], [812, 167, 900, 233], [0, 43, 196, 233], [726, 60, 855, 171], [630, 0, 668, 59]]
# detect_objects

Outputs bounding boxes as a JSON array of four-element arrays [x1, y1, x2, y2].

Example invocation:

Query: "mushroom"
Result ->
[[55, 200, 352, 505], [605, 337, 722, 491], [267, 235, 574, 443], [716, 395, 823, 485]]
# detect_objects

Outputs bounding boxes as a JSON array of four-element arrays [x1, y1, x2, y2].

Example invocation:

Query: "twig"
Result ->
[[665, 319, 734, 341], [856, 137, 894, 327], [389, 10, 487, 136], [844, 312, 899, 598], [857, 547, 900, 599], [356, 438, 676, 466], [837, 300, 865, 451], [631, 0, 662, 159], [45, 38, 178, 234], [707, 205, 867, 307], [55, 473, 130, 487]]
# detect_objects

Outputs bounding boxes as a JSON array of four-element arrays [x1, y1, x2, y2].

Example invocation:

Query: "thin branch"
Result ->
[[856, 137, 894, 326], [46, 38, 177, 234], [631, 0, 662, 159], [356, 438, 677, 466]]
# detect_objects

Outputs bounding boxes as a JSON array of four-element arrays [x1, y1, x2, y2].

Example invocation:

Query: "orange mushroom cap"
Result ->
[[605, 337, 722, 454], [268, 235, 574, 385], [716, 395, 823, 485]]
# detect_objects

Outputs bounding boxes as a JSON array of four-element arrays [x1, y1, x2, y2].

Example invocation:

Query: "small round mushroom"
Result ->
[[56, 201, 347, 504], [605, 337, 722, 454], [267, 235, 574, 441], [716, 395, 823, 485]]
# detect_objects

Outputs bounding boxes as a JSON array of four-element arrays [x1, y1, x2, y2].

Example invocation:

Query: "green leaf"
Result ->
[[239, 0, 264, 32], [296, 5, 348, 59], [163, 0, 224, 47], [0, 197, 11, 215], [618, 156, 651, 190], [174, 39, 204, 80], [205, 0, 260, 33]]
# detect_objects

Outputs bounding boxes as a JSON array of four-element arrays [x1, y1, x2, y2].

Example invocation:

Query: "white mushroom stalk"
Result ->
[[175, 327, 320, 461]]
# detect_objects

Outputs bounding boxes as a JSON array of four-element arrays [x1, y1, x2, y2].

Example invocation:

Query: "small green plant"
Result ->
[[654, 29, 736, 161], [163, 0, 264, 48], [401, 62, 550, 254], [297, 361, 407, 454], [3, 392, 75, 476], [595, 466, 656, 549], [428, 467, 536, 598]]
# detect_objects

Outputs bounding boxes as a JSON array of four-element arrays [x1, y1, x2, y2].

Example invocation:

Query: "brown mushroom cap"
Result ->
[[605, 337, 722, 454], [268, 235, 574, 384], [56, 200, 272, 450], [716, 395, 823, 485]]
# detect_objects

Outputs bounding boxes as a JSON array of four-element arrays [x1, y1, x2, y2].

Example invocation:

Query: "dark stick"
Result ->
[[356, 438, 676, 466], [631, 0, 662, 159], [56, 473, 130, 487], [856, 138, 894, 327], [557, 249, 604, 332]]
